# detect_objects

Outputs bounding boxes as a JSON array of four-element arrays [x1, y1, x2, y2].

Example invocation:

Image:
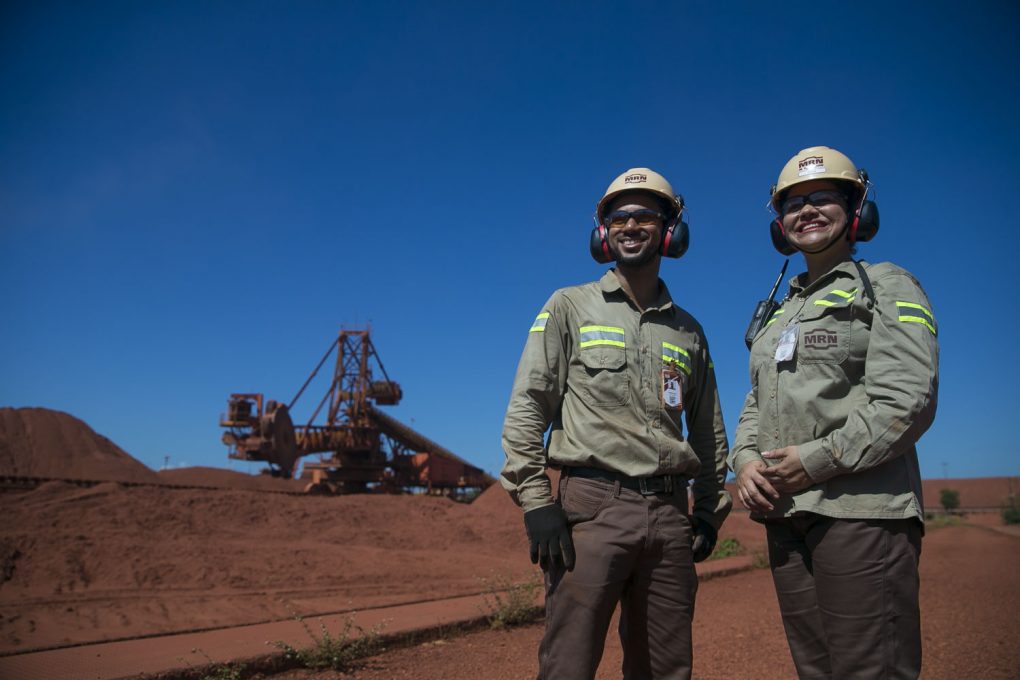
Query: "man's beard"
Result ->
[[609, 241, 659, 268]]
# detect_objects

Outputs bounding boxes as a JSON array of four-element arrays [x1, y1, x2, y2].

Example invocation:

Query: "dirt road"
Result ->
[[266, 517, 1019, 680]]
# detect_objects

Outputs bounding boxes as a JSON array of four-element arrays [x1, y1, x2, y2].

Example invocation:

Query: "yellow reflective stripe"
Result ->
[[661, 341, 689, 357], [529, 312, 550, 333], [814, 288, 857, 306], [662, 355, 692, 374], [661, 341, 691, 375], [898, 315, 936, 335], [765, 309, 785, 326], [896, 301, 934, 319], [896, 302, 936, 335], [579, 325, 625, 348], [583, 339, 626, 348], [708, 361, 714, 369]]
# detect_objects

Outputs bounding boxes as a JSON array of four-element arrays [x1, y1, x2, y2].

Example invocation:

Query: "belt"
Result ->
[[565, 466, 686, 496]]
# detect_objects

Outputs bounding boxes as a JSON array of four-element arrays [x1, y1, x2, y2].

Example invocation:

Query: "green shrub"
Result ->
[[939, 488, 961, 513], [274, 615, 383, 672], [201, 664, 245, 680], [708, 537, 743, 560], [1003, 496, 1020, 525], [482, 572, 543, 629]]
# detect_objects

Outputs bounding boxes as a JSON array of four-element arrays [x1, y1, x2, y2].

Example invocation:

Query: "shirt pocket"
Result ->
[[797, 299, 852, 365], [578, 345, 630, 406]]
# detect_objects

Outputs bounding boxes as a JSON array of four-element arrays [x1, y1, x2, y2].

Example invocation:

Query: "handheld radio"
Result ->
[[743, 260, 789, 349]]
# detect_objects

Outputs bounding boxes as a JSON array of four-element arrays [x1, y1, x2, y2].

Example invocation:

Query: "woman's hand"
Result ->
[[735, 460, 780, 512], [761, 446, 813, 493]]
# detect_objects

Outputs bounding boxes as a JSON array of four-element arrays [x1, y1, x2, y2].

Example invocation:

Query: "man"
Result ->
[[501, 168, 731, 680]]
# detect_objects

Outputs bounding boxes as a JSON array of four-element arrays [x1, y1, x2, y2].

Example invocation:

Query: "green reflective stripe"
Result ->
[[529, 312, 550, 333], [661, 342, 691, 375], [896, 302, 936, 335], [765, 309, 785, 326], [814, 288, 857, 306], [579, 325, 625, 348]]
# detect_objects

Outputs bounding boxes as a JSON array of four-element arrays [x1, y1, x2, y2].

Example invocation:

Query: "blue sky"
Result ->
[[2, 1, 1018, 481]]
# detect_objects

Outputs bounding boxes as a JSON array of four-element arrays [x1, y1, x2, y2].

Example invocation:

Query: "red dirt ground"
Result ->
[[1, 407, 1017, 679]]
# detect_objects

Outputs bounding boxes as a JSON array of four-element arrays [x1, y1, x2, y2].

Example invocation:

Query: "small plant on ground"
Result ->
[[177, 647, 246, 680], [201, 663, 245, 680], [274, 615, 383, 672], [707, 537, 743, 560], [939, 488, 961, 514], [482, 572, 543, 629], [750, 549, 770, 570], [1003, 495, 1020, 525]]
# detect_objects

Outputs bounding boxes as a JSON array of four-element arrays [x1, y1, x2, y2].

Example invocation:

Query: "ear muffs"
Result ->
[[769, 191, 880, 254], [661, 217, 689, 258], [590, 214, 690, 263], [770, 218, 797, 255], [589, 221, 613, 263], [849, 199, 879, 243]]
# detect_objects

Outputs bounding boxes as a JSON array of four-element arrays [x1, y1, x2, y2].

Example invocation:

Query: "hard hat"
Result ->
[[770, 146, 866, 212], [597, 167, 681, 222]]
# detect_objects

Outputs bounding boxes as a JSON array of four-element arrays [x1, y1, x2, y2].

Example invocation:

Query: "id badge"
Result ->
[[775, 322, 798, 362], [661, 368, 683, 411]]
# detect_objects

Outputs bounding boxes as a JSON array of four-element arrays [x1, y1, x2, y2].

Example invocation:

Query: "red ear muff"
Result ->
[[589, 222, 613, 263], [849, 200, 880, 243], [770, 218, 796, 255], [660, 218, 689, 258]]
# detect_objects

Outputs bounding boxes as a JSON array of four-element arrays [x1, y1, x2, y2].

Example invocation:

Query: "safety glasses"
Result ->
[[604, 209, 664, 228], [780, 190, 848, 216]]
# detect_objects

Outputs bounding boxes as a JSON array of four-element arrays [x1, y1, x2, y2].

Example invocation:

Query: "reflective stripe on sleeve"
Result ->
[[896, 301, 937, 335], [814, 288, 857, 307], [529, 312, 550, 333], [662, 341, 691, 375], [579, 325, 625, 348]]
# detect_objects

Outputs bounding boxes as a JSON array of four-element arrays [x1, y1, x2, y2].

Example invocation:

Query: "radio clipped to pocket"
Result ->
[[744, 260, 788, 349]]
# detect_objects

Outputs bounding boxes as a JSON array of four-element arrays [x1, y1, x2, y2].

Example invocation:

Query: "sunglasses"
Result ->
[[604, 209, 665, 228], [780, 190, 848, 215]]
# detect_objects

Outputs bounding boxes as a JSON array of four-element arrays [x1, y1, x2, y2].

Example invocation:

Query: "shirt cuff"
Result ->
[[518, 481, 554, 513], [798, 439, 840, 483]]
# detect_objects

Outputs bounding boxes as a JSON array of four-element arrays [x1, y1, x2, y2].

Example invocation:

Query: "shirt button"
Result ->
[[774, 430, 779, 439], [770, 390, 775, 398]]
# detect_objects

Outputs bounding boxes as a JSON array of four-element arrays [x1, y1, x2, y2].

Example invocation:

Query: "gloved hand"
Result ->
[[523, 504, 575, 571], [690, 516, 718, 563]]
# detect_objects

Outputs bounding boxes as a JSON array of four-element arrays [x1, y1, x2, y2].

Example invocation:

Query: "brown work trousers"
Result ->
[[537, 474, 697, 680], [765, 514, 923, 680]]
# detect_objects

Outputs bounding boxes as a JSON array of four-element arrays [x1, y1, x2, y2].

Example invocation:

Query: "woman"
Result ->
[[729, 146, 939, 679]]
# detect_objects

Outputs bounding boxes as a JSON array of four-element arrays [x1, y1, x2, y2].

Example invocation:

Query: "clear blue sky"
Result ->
[[3, 1, 1017, 481]]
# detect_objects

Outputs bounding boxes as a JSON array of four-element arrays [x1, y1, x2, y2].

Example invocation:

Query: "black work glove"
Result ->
[[690, 516, 718, 563], [523, 504, 575, 571]]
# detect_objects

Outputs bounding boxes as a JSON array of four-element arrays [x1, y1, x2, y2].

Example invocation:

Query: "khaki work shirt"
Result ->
[[730, 260, 939, 521], [501, 270, 732, 530]]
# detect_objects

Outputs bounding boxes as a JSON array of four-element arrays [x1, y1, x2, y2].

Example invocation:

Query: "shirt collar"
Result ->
[[788, 259, 859, 298], [599, 269, 674, 312]]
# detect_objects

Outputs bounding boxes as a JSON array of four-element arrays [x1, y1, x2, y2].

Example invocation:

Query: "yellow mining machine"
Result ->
[[220, 329, 494, 498]]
